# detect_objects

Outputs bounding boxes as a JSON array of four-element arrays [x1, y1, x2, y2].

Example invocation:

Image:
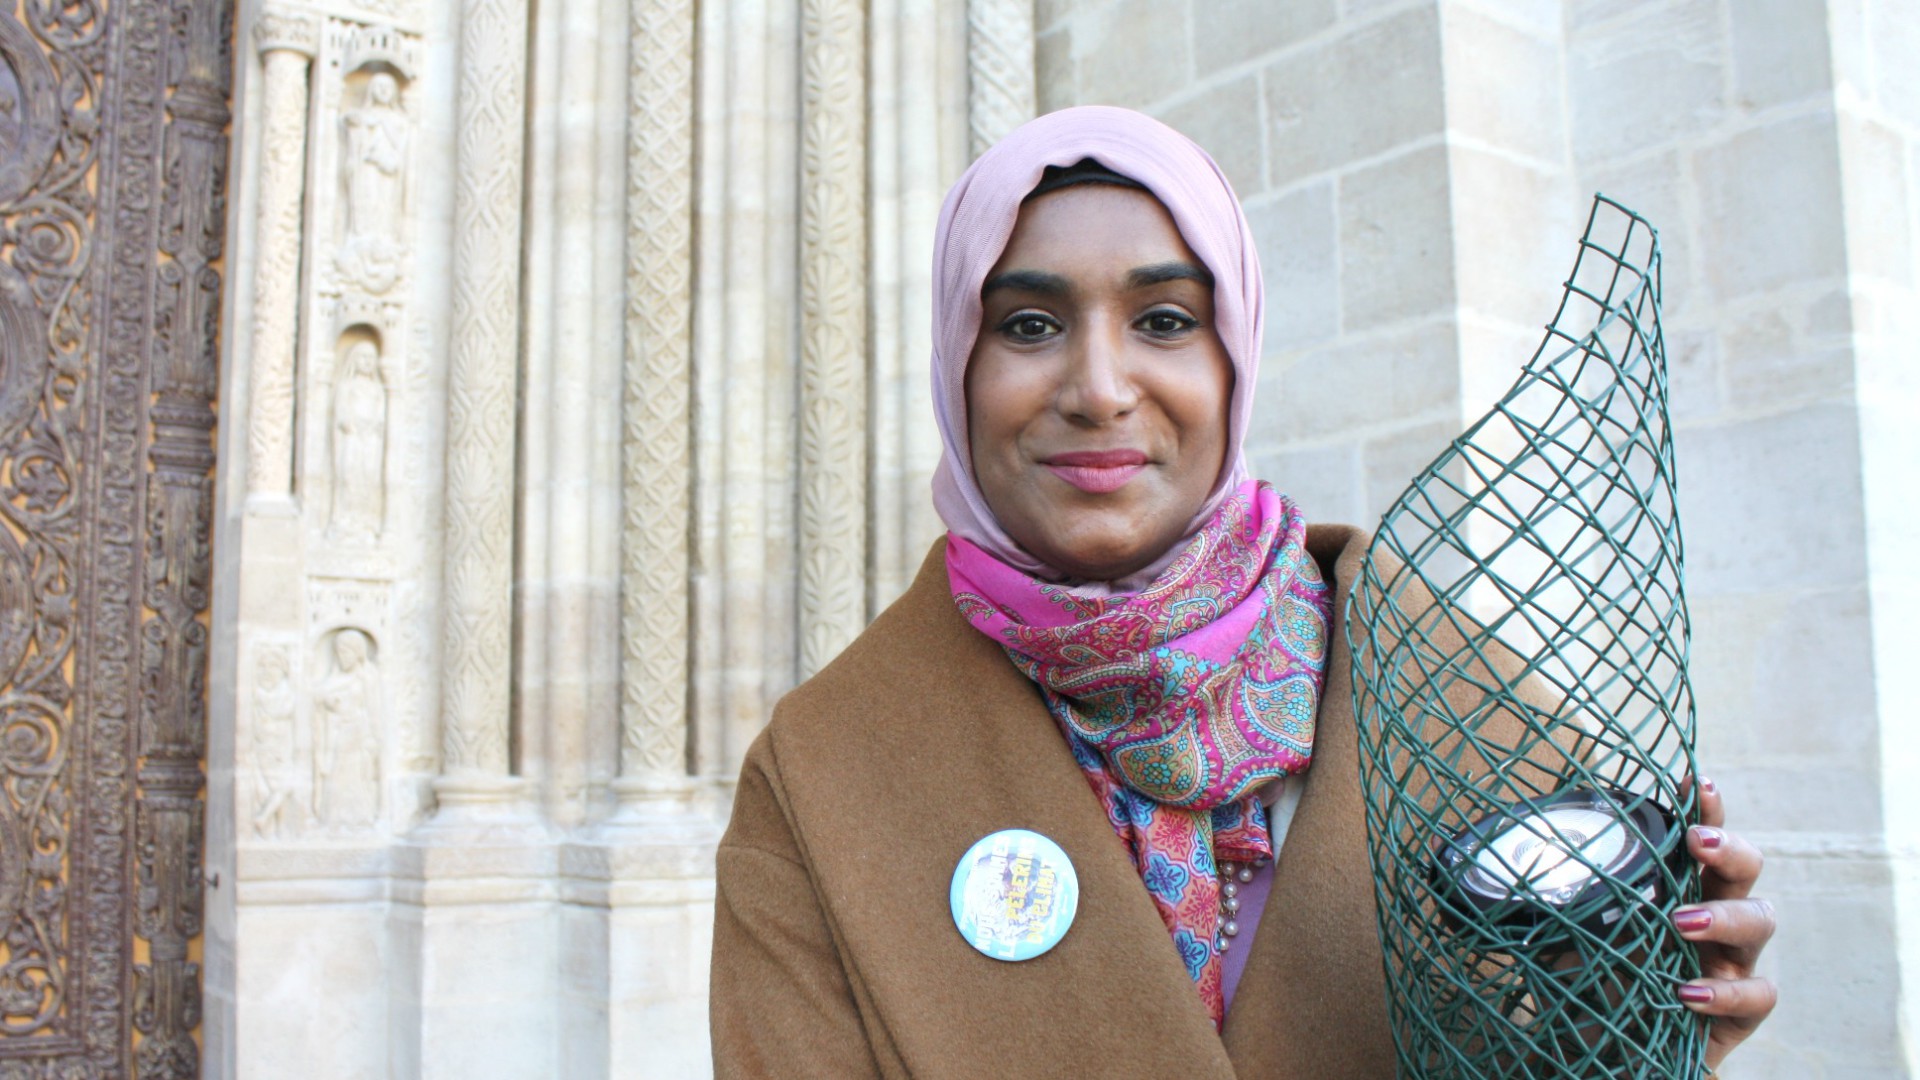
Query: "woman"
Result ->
[[711, 107, 1775, 1078]]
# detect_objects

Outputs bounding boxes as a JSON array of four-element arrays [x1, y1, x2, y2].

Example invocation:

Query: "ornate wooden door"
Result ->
[[0, 0, 226, 1073]]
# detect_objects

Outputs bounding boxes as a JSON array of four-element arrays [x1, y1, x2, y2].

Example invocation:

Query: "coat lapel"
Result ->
[[1221, 524, 1400, 1078]]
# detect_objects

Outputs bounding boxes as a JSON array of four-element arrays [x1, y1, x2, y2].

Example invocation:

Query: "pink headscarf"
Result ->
[[930, 106, 1264, 585]]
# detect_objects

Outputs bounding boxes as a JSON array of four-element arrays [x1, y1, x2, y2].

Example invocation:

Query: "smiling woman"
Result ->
[[709, 106, 1777, 1079]]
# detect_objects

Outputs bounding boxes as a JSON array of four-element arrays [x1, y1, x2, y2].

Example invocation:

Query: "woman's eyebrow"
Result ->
[[1127, 261, 1214, 290], [981, 269, 1070, 298]]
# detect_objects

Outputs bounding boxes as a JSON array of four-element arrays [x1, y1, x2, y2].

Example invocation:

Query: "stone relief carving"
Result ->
[[966, 0, 1036, 158], [621, 0, 696, 787], [336, 0, 422, 32], [334, 70, 408, 294], [312, 628, 382, 827], [134, 0, 230, 1072], [0, 0, 93, 1059], [245, 10, 317, 497], [441, 0, 529, 778], [3, 0, 227, 1068], [248, 646, 299, 838], [0, 11, 58, 206], [797, 0, 870, 678], [327, 338, 389, 541]]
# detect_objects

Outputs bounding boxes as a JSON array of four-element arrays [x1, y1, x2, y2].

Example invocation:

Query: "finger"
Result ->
[[1672, 898, 1776, 975], [1689, 824, 1761, 900], [1680, 975, 1778, 1052], [1679, 973, 1778, 1018], [1680, 773, 1724, 829]]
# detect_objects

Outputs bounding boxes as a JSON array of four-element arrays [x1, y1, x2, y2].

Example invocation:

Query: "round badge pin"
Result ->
[[949, 828, 1080, 962]]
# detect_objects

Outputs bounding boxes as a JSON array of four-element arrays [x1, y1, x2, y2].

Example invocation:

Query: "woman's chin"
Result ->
[[1029, 524, 1182, 582]]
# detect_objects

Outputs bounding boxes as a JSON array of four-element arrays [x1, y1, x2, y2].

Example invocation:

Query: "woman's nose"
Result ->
[[1056, 319, 1138, 423]]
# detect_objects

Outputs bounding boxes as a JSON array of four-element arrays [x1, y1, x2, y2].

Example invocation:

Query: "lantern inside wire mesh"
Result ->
[[1346, 196, 1705, 1079]]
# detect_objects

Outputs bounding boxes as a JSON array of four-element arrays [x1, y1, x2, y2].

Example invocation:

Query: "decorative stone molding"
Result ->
[[797, 0, 870, 677], [966, 0, 1036, 158], [440, 0, 529, 779], [244, 13, 318, 497], [865, 0, 964, 615], [619, 0, 697, 791], [341, 22, 421, 76], [253, 8, 320, 57]]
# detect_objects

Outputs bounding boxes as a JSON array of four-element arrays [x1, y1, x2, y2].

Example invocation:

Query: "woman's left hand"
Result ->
[[1671, 775, 1778, 1070]]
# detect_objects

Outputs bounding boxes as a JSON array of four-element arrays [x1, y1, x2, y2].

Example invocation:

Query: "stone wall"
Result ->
[[1039, 0, 1917, 1075]]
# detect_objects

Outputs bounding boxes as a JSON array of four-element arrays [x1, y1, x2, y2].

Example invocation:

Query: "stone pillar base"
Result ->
[[400, 775, 555, 1080], [587, 782, 720, 1078]]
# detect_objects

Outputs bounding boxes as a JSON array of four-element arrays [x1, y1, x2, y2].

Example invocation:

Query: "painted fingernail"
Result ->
[[1700, 776, 1717, 795], [1692, 826, 1724, 849], [1673, 907, 1712, 933], [1678, 983, 1715, 1005]]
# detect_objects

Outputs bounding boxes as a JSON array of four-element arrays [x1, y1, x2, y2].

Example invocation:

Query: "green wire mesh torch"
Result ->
[[1346, 196, 1706, 1079]]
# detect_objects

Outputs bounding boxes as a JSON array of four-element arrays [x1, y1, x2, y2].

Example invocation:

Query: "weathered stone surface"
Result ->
[[1162, 74, 1264, 197], [1677, 405, 1867, 598], [1338, 144, 1455, 330], [1249, 441, 1362, 527], [1446, 145, 1572, 331], [1361, 418, 1460, 522], [1440, 5, 1565, 167], [1245, 181, 1338, 352], [1263, 5, 1444, 187], [1568, 2, 1725, 166], [1721, 289, 1857, 410], [1188, 0, 1336, 70], [1694, 115, 1848, 300], [1730, 0, 1833, 112], [1071, 0, 1192, 110], [1036, 28, 1074, 113]]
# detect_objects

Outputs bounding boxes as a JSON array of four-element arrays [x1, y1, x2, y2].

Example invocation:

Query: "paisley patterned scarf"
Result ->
[[948, 481, 1332, 1027]]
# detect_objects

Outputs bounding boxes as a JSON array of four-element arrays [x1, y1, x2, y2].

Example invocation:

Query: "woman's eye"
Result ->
[[1140, 310, 1197, 336], [1000, 314, 1058, 341]]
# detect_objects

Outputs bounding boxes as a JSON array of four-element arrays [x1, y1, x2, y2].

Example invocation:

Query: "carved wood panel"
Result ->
[[0, 0, 225, 1073]]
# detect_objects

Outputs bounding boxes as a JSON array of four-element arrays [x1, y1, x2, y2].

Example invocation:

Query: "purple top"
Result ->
[[1220, 775, 1300, 1015], [1219, 855, 1275, 1014]]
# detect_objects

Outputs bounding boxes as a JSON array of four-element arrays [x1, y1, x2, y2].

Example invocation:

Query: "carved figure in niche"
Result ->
[[335, 71, 409, 294], [312, 629, 381, 828], [327, 340, 388, 542], [248, 648, 298, 838]]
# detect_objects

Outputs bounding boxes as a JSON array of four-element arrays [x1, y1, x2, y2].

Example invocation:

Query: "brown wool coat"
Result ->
[[711, 524, 1401, 1079]]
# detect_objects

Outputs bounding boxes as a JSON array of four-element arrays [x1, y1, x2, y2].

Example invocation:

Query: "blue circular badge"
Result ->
[[949, 828, 1080, 962]]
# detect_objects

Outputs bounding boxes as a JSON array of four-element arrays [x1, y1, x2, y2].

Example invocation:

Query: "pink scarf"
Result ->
[[949, 483, 1331, 1026]]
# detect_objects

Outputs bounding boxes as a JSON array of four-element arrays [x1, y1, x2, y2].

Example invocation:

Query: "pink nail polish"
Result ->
[[1678, 984, 1714, 1005], [1673, 908, 1711, 933], [1693, 826, 1723, 849], [1701, 776, 1717, 795]]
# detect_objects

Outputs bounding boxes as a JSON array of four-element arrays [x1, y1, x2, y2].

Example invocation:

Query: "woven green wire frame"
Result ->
[[1346, 195, 1704, 1079]]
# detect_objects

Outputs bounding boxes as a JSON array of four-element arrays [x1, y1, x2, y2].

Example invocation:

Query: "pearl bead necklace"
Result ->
[[1215, 857, 1267, 952]]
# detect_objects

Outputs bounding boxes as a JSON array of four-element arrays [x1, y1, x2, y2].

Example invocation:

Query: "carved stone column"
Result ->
[[966, 0, 1036, 158], [615, 0, 696, 804], [438, 0, 529, 802], [245, 10, 318, 498], [867, 0, 967, 614], [798, 0, 869, 677]]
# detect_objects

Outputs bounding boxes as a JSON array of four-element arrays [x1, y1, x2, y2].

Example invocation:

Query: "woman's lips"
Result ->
[[1041, 450, 1149, 494]]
